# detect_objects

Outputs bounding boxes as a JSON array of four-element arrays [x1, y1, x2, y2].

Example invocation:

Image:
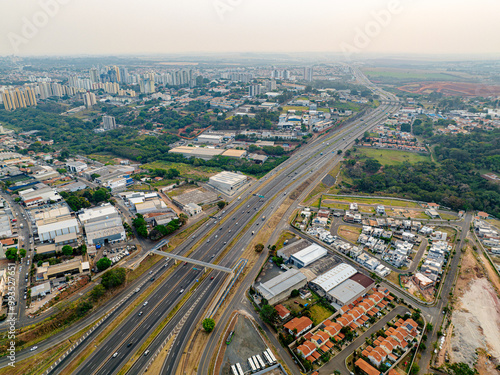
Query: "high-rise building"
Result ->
[[248, 84, 262, 97], [119, 67, 129, 84], [139, 77, 155, 93], [102, 115, 117, 130], [83, 92, 97, 108], [24, 86, 37, 107], [304, 67, 313, 82], [2, 91, 16, 111], [90, 68, 99, 84]]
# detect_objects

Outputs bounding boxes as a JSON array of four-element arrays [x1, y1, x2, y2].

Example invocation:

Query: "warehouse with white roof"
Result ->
[[208, 171, 248, 194], [289, 243, 328, 268], [255, 269, 307, 305], [309, 263, 374, 307]]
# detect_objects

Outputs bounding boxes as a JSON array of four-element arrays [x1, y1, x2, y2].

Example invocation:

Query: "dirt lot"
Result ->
[[397, 81, 500, 96], [445, 245, 500, 371], [338, 225, 361, 243]]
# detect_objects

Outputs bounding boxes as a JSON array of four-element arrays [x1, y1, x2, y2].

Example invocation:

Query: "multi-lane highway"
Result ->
[[6, 68, 400, 375], [73, 74, 400, 375]]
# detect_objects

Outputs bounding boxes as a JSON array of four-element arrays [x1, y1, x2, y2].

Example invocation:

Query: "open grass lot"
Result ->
[[361, 67, 464, 82], [440, 212, 459, 220], [353, 148, 431, 166], [87, 153, 118, 164], [281, 294, 319, 316], [275, 231, 296, 250], [320, 200, 349, 210], [142, 160, 220, 179], [309, 304, 334, 325], [324, 195, 421, 208], [338, 225, 362, 243], [333, 102, 363, 112]]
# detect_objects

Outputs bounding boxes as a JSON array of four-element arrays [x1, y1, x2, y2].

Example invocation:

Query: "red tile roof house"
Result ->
[[310, 331, 330, 348], [297, 340, 316, 358], [275, 304, 290, 320], [368, 346, 387, 367], [284, 316, 313, 337], [355, 358, 381, 375]]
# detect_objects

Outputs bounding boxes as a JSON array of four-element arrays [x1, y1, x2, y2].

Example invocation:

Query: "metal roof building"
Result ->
[[256, 269, 307, 305], [289, 243, 328, 268], [310, 263, 357, 293]]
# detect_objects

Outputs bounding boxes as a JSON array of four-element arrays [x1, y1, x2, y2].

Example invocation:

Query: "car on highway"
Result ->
[[144, 350, 150, 356], [127, 341, 133, 347], [112, 352, 118, 358], [179, 289, 184, 294], [150, 277, 155, 282], [143, 301, 148, 306], [30, 346, 38, 351], [138, 311, 143, 316]]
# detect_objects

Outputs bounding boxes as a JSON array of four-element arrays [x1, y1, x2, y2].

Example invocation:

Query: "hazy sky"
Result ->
[[1, 0, 499, 57]]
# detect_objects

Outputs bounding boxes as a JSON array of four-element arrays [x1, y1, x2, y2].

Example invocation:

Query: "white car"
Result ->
[[30, 346, 38, 351]]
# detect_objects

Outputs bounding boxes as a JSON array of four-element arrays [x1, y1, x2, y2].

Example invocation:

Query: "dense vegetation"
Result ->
[[60, 188, 111, 211], [343, 128, 500, 217]]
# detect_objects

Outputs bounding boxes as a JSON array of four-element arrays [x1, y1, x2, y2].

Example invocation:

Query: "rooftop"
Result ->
[[311, 263, 357, 293]]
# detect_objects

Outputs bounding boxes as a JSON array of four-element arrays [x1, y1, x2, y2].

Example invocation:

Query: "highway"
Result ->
[[37, 68, 400, 374]]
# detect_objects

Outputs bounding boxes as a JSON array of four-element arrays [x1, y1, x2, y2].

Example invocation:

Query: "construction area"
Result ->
[[435, 242, 500, 375]]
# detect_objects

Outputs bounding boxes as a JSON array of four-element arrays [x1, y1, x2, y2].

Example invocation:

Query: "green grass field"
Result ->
[[324, 195, 421, 208], [362, 68, 462, 82], [282, 105, 329, 113], [142, 161, 220, 179], [353, 148, 431, 166], [87, 154, 117, 165]]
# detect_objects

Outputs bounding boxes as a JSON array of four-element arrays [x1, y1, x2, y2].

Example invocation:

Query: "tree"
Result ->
[[425, 322, 434, 332], [290, 289, 300, 298], [254, 243, 265, 253], [259, 304, 277, 324], [81, 244, 87, 255], [137, 225, 148, 238], [19, 248, 27, 258], [61, 245, 73, 256], [101, 268, 126, 289], [217, 201, 227, 210], [5, 248, 18, 261], [202, 318, 215, 332], [91, 284, 106, 300], [410, 364, 420, 375], [93, 188, 110, 203], [96, 257, 112, 271]]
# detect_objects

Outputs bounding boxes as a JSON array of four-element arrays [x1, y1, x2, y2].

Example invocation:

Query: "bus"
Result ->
[[235, 363, 244, 375], [266, 348, 277, 364], [256, 354, 266, 368], [230, 365, 238, 375], [248, 357, 256, 372], [262, 351, 272, 364], [226, 331, 234, 345], [252, 356, 261, 370]]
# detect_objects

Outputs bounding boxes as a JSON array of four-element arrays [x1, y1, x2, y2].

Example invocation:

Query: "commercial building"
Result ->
[[310, 263, 374, 307], [31, 282, 51, 298], [37, 217, 80, 243], [197, 134, 223, 144], [221, 149, 247, 159], [255, 269, 307, 305], [208, 171, 248, 195], [79, 204, 126, 245], [36, 259, 90, 280], [168, 146, 224, 160], [66, 161, 88, 173], [277, 239, 311, 262], [288, 243, 328, 268], [19, 183, 63, 207], [184, 203, 202, 216]]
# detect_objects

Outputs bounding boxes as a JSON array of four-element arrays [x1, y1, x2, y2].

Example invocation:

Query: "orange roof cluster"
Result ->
[[365, 318, 418, 368]]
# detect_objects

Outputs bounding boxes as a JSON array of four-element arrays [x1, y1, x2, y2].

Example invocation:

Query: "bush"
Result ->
[[62, 245, 73, 256], [202, 318, 215, 332], [254, 243, 264, 253]]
